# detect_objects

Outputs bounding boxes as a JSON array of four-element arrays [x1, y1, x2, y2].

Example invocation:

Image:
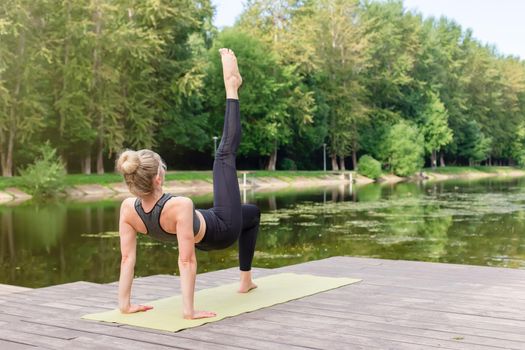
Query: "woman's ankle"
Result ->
[[240, 270, 252, 280]]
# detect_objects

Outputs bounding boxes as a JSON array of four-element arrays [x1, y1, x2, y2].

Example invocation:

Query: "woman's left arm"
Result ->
[[118, 199, 153, 313], [176, 197, 216, 320]]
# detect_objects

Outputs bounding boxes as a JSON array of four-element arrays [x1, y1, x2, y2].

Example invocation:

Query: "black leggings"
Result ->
[[196, 99, 260, 271]]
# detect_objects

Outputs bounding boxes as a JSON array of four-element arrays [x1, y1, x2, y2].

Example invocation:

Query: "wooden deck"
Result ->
[[0, 256, 524, 349]]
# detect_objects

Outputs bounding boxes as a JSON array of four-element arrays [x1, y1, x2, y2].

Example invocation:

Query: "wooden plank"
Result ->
[[241, 305, 525, 349], [0, 284, 32, 296], [196, 317, 433, 350], [277, 265, 525, 300], [348, 282, 525, 305], [58, 334, 179, 350], [279, 261, 525, 287], [283, 296, 525, 334], [0, 339, 35, 349], [305, 290, 525, 321], [279, 256, 525, 282], [3, 320, 84, 340], [0, 329, 71, 348], [304, 286, 525, 317], [209, 311, 511, 350], [247, 306, 525, 343], [271, 299, 525, 336], [24, 318, 247, 350], [284, 257, 525, 284], [125, 326, 315, 350]]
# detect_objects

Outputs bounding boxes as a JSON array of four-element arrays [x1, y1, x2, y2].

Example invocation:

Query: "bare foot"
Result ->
[[238, 270, 257, 293], [219, 48, 242, 98], [238, 281, 258, 293]]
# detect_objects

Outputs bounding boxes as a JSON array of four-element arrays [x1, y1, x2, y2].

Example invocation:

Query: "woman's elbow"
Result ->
[[121, 254, 136, 265], [178, 255, 196, 266]]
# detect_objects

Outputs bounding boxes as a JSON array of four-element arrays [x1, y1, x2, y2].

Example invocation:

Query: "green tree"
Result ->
[[420, 91, 453, 168], [386, 121, 424, 177], [360, 1, 421, 120], [19, 142, 66, 198], [457, 120, 492, 165], [205, 30, 293, 169], [0, 0, 48, 176], [238, 0, 317, 170], [151, 0, 215, 164], [511, 122, 525, 167], [311, 0, 369, 170], [357, 155, 381, 180]]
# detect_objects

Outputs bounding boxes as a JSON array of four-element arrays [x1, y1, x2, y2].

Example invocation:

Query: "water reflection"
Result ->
[[1, 177, 525, 288]]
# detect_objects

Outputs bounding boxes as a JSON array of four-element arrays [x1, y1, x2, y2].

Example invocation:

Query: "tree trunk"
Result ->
[[266, 143, 277, 171], [2, 210, 15, 260], [2, 30, 26, 177], [0, 141, 7, 176], [352, 148, 357, 171], [339, 156, 345, 171], [82, 154, 91, 174], [439, 152, 446, 167], [331, 154, 339, 171], [5, 130, 15, 177], [96, 137, 104, 174], [57, 0, 71, 150], [431, 150, 437, 168], [61, 152, 68, 174], [0, 131, 11, 177], [92, 2, 103, 175], [268, 195, 277, 211]]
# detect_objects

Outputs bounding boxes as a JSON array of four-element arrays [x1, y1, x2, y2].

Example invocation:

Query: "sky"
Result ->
[[211, 0, 525, 59]]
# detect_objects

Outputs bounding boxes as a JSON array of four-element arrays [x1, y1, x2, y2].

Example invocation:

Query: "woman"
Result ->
[[115, 48, 260, 320]]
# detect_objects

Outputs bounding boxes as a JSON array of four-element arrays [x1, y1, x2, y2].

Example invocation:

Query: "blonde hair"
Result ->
[[116, 149, 164, 197]]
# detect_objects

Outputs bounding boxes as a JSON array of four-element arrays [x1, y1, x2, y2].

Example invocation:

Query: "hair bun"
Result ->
[[116, 150, 140, 175]]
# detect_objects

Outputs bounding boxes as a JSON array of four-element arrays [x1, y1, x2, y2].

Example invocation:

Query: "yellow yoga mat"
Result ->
[[82, 273, 361, 332]]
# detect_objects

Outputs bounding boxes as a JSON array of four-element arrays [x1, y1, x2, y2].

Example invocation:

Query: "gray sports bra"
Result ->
[[134, 193, 201, 243]]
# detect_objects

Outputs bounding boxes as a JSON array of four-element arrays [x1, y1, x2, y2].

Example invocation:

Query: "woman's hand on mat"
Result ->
[[120, 304, 154, 314], [183, 310, 217, 320]]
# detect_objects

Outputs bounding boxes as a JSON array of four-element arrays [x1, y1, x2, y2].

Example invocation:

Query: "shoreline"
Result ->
[[1, 167, 524, 204], [423, 168, 525, 181]]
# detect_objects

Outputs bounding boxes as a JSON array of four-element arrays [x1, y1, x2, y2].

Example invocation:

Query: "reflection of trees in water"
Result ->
[[0, 203, 68, 286], [0, 201, 123, 287], [452, 213, 525, 267], [14, 204, 67, 251], [357, 184, 382, 202], [377, 184, 453, 260], [325, 183, 355, 202], [1, 209, 15, 281], [268, 195, 277, 211]]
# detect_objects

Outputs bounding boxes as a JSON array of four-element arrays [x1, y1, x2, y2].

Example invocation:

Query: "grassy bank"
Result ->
[[2, 167, 521, 193], [424, 166, 523, 175], [0, 170, 339, 191]]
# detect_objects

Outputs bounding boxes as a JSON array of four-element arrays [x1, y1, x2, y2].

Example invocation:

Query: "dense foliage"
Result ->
[[357, 155, 381, 180], [19, 142, 66, 197], [1, 0, 524, 177]]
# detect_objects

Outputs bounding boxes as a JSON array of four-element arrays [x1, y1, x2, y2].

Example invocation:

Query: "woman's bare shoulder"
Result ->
[[120, 197, 138, 215], [164, 196, 193, 215]]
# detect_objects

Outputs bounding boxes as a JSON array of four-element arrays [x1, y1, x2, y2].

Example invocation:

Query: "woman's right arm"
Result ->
[[175, 197, 216, 320], [118, 199, 152, 313]]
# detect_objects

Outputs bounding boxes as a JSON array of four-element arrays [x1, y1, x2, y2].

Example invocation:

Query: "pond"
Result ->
[[1, 177, 524, 288]]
